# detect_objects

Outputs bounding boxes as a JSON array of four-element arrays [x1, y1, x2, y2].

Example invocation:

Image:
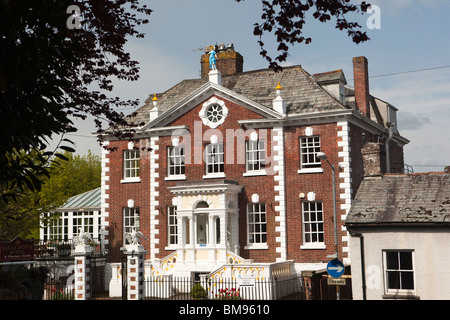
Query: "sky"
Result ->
[[60, 0, 450, 173]]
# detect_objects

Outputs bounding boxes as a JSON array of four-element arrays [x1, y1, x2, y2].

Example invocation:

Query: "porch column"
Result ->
[[208, 215, 216, 247], [191, 215, 197, 245], [177, 216, 186, 264], [219, 215, 226, 246]]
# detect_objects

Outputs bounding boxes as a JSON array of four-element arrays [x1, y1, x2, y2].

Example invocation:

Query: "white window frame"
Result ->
[[123, 207, 140, 244], [166, 146, 186, 180], [199, 97, 228, 129], [383, 250, 416, 296], [246, 202, 268, 249], [301, 201, 326, 249], [167, 206, 178, 246], [72, 211, 95, 238], [245, 140, 266, 174], [204, 143, 225, 178], [298, 136, 323, 174], [122, 149, 140, 183], [43, 212, 68, 241]]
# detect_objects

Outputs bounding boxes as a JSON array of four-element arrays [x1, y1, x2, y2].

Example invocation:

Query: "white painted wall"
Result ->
[[349, 227, 450, 300]]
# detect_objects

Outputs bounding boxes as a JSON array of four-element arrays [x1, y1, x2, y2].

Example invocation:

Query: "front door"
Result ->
[[196, 213, 208, 245]]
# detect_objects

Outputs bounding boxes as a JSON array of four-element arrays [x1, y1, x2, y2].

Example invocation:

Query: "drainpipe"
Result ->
[[348, 229, 366, 300], [385, 123, 394, 173]]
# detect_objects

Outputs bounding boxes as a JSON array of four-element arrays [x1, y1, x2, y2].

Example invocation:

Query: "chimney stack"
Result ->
[[201, 44, 243, 79], [361, 142, 385, 177], [353, 56, 371, 118]]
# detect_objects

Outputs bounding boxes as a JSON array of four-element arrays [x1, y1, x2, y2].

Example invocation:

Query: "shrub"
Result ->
[[190, 283, 207, 299]]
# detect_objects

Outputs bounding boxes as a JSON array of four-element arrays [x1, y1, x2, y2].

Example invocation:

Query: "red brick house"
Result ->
[[100, 44, 409, 287]]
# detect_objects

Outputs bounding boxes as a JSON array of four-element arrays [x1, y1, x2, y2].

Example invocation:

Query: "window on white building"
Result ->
[[246, 140, 266, 172], [302, 201, 324, 245], [123, 149, 140, 179], [73, 211, 94, 238], [247, 203, 267, 245], [123, 207, 140, 244], [299, 136, 321, 169], [167, 206, 178, 245], [205, 143, 224, 175], [167, 146, 185, 177], [384, 250, 415, 293], [42, 212, 69, 241]]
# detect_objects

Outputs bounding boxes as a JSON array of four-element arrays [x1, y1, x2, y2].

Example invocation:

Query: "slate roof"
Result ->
[[126, 65, 348, 127], [346, 173, 450, 225]]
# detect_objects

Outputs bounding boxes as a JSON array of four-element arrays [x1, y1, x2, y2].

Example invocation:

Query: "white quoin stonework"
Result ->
[[149, 136, 160, 260], [272, 127, 287, 262], [100, 141, 110, 247], [337, 120, 352, 264]]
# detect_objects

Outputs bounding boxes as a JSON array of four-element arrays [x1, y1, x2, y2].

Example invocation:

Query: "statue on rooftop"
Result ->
[[209, 48, 217, 70]]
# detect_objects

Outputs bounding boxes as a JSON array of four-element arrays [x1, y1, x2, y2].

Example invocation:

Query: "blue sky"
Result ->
[[64, 0, 450, 173]]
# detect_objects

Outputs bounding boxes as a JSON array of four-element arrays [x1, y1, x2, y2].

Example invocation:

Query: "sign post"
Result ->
[[327, 259, 345, 278]]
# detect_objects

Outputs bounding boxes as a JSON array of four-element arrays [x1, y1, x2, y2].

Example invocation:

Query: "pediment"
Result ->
[[141, 82, 283, 131]]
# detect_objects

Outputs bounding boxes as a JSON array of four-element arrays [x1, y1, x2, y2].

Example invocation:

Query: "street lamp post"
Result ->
[[317, 152, 340, 300]]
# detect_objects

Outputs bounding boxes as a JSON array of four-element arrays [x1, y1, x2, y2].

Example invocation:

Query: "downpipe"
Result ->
[[348, 229, 366, 300], [385, 123, 394, 173]]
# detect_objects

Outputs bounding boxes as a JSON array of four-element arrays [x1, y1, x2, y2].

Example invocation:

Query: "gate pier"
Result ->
[[124, 244, 147, 300], [73, 244, 92, 300]]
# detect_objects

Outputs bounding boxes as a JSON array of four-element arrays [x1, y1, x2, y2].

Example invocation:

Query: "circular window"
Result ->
[[199, 97, 228, 129], [206, 104, 223, 123]]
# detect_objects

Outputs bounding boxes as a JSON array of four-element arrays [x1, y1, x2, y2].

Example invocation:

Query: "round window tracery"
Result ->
[[199, 97, 228, 129], [206, 104, 224, 123]]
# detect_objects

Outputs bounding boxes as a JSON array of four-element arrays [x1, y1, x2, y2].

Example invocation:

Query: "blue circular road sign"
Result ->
[[327, 259, 345, 278]]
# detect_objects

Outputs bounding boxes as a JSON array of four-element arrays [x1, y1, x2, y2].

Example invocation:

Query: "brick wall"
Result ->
[[284, 123, 347, 262], [104, 95, 406, 265], [160, 95, 277, 262], [106, 139, 152, 262]]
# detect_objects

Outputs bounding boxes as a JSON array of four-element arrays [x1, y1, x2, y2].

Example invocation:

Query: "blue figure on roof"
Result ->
[[209, 48, 217, 70]]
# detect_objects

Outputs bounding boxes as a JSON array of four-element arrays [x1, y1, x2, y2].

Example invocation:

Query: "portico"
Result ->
[[168, 180, 243, 271]]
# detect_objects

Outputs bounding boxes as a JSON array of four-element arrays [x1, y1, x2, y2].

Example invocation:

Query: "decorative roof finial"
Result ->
[[152, 94, 158, 107], [276, 82, 283, 97], [273, 81, 286, 116]]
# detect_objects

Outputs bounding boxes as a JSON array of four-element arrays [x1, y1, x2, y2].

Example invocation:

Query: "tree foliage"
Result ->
[[0, 0, 152, 199], [236, 0, 371, 71], [0, 151, 101, 240]]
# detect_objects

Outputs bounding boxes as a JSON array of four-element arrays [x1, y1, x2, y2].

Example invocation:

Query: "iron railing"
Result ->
[[43, 278, 75, 300], [34, 238, 103, 259], [144, 276, 302, 300]]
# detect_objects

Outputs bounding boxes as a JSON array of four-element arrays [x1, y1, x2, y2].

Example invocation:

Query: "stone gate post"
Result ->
[[124, 243, 147, 300], [73, 244, 93, 300]]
